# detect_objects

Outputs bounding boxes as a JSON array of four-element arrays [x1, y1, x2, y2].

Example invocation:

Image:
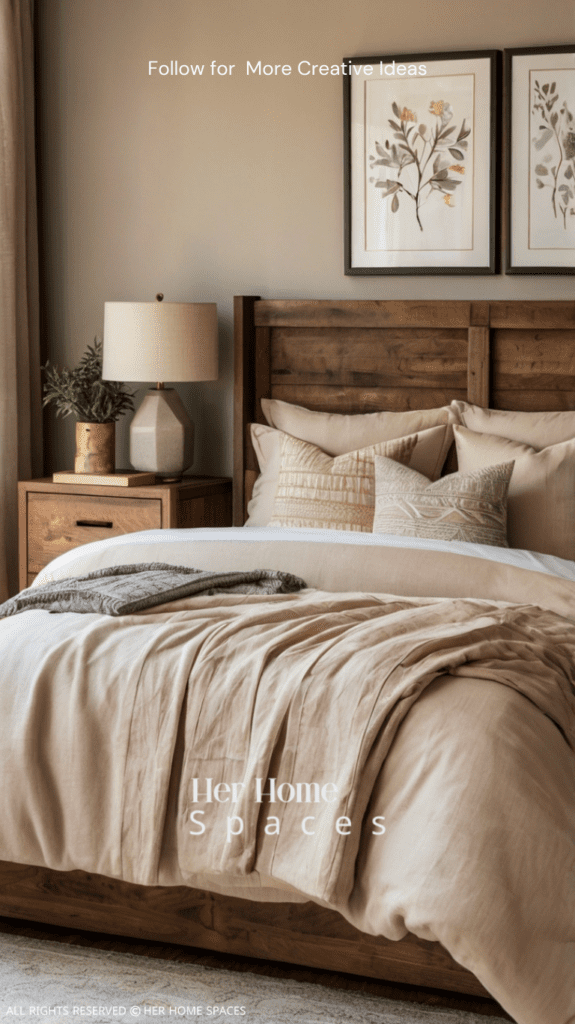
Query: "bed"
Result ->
[[2, 297, 575, 1024]]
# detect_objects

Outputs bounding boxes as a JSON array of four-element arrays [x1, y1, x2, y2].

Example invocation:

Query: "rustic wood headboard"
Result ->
[[233, 297, 575, 525]]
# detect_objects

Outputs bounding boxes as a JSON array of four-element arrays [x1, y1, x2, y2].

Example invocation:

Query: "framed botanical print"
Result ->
[[506, 45, 575, 273], [344, 50, 499, 275]]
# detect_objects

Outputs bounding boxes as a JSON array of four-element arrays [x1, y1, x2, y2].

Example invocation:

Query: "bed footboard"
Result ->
[[0, 861, 487, 997]]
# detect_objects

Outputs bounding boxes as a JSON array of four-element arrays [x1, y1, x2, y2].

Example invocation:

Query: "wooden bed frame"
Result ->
[[2, 296, 575, 1000]]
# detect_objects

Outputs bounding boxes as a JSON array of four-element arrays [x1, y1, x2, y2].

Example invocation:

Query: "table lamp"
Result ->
[[102, 297, 218, 480]]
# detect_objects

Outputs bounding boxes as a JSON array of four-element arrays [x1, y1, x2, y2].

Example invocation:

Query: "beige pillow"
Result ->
[[451, 400, 575, 448], [247, 424, 285, 527], [373, 456, 513, 547], [454, 424, 575, 560], [263, 398, 459, 457], [268, 428, 451, 532], [247, 420, 454, 527]]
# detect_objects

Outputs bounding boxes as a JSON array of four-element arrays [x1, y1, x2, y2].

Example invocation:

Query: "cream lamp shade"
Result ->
[[102, 300, 218, 479], [102, 302, 218, 382]]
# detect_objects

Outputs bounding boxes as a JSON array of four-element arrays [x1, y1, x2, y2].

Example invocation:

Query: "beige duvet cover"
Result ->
[[3, 531, 575, 1024]]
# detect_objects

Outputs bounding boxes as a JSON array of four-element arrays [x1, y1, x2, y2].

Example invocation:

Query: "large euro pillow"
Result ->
[[372, 456, 513, 548], [266, 427, 452, 532], [451, 400, 575, 448], [454, 424, 575, 560], [246, 401, 458, 527], [263, 398, 459, 456]]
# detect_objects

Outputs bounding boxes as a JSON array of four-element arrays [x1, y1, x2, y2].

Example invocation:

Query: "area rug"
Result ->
[[0, 932, 511, 1024]]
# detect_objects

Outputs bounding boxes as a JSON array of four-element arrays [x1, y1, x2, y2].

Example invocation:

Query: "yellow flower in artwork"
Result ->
[[429, 100, 444, 116], [449, 164, 465, 174], [444, 194, 453, 206], [400, 107, 416, 122], [429, 99, 453, 125]]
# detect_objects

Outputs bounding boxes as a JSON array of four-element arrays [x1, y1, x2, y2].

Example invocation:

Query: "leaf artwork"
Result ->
[[42, 339, 136, 423], [368, 98, 470, 231], [532, 80, 575, 228]]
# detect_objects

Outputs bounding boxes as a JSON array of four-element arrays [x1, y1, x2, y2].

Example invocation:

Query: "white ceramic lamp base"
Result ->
[[130, 389, 194, 479]]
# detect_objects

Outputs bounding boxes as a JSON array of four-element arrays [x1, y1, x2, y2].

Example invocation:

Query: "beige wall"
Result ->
[[37, 0, 575, 477]]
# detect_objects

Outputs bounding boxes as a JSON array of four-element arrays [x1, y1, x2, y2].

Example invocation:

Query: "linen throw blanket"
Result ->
[[169, 592, 575, 904], [1, 588, 573, 905], [0, 564, 306, 616]]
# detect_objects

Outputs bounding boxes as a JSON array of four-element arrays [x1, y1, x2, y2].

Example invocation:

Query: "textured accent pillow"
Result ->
[[262, 398, 459, 456], [451, 401, 575, 448], [454, 424, 575, 559], [247, 421, 454, 527], [372, 456, 514, 547], [268, 429, 449, 532]]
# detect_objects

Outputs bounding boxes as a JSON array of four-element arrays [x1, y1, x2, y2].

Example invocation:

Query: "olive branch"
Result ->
[[43, 339, 136, 423]]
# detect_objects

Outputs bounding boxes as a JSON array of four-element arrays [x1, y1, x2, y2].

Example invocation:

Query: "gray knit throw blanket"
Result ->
[[0, 563, 307, 618]]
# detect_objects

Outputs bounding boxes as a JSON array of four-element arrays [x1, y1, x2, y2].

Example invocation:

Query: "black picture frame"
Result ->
[[505, 44, 575, 274], [344, 50, 499, 276]]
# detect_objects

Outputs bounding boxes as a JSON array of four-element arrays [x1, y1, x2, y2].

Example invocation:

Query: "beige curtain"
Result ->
[[0, 0, 42, 599]]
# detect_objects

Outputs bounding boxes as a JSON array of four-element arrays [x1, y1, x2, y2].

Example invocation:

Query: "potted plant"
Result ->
[[43, 339, 135, 474]]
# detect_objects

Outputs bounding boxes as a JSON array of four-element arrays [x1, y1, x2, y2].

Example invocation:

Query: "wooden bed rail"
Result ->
[[233, 297, 575, 524], [0, 861, 489, 997]]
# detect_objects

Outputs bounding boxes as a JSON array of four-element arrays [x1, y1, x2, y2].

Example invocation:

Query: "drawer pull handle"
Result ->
[[76, 519, 114, 529]]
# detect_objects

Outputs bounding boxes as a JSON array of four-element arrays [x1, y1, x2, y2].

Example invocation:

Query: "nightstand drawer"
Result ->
[[27, 492, 162, 572], [19, 476, 232, 591]]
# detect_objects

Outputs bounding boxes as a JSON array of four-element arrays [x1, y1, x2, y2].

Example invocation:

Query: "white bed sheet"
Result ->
[[33, 525, 575, 587]]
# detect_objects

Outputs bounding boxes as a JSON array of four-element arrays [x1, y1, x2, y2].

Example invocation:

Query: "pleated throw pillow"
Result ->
[[372, 456, 514, 547], [268, 427, 451, 532]]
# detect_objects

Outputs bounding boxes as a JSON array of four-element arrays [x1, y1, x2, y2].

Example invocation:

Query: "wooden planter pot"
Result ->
[[74, 422, 115, 474]]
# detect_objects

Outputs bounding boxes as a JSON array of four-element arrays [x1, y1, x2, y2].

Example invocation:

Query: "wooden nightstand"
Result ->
[[18, 476, 232, 590]]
